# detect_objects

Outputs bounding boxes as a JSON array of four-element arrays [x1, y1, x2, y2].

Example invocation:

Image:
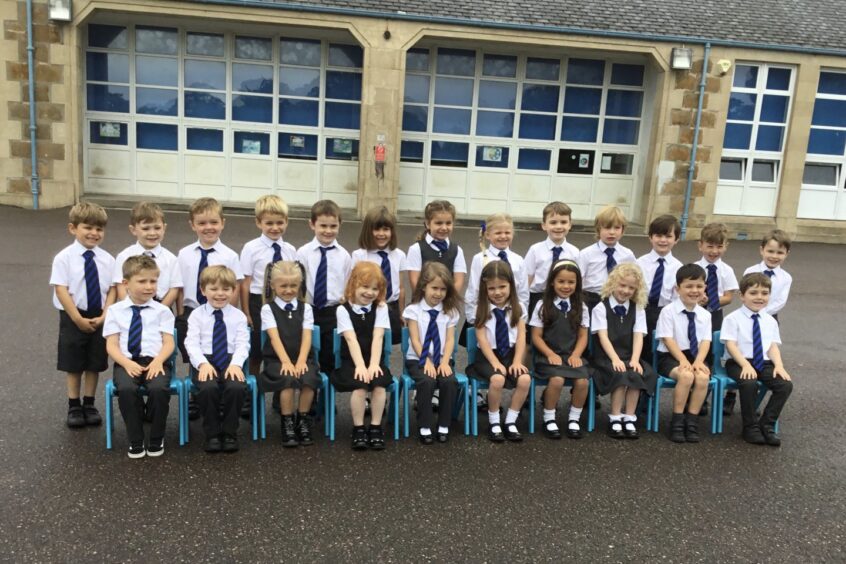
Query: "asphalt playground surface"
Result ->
[[0, 204, 844, 563]]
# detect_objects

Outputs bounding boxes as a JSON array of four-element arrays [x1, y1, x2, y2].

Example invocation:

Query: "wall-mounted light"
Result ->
[[671, 47, 693, 70], [48, 0, 72, 22]]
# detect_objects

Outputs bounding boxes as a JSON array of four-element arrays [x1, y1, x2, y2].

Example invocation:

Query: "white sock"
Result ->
[[438, 426, 449, 435], [488, 410, 501, 425], [623, 414, 637, 423], [568, 406, 583, 422], [609, 414, 623, 422], [543, 409, 556, 422], [505, 409, 519, 425], [420, 427, 432, 436]]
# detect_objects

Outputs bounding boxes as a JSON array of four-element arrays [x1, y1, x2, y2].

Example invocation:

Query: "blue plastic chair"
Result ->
[[104, 329, 185, 449], [183, 359, 259, 442], [327, 328, 400, 441], [399, 326, 470, 437]]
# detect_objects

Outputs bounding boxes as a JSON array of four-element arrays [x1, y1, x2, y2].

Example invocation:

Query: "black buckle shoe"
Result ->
[[204, 436, 222, 453], [352, 427, 368, 450], [418, 432, 434, 445], [281, 416, 299, 448], [684, 413, 701, 443], [504, 423, 523, 442], [566, 420, 583, 440], [367, 426, 386, 450], [623, 420, 639, 440], [66, 405, 85, 428], [436, 431, 449, 443], [83, 405, 102, 426], [669, 414, 686, 443], [488, 424, 505, 443], [760, 424, 781, 447], [296, 415, 314, 446], [742, 425, 767, 445], [222, 434, 239, 452], [542, 419, 562, 440], [608, 419, 625, 439]]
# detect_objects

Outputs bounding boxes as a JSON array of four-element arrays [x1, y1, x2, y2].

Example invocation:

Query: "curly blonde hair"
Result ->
[[600, 263, 647, 307]]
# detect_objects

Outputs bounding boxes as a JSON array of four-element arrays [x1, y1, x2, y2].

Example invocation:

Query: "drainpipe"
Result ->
[[680, 42, 710, 240], [25, 0, 40, 209]]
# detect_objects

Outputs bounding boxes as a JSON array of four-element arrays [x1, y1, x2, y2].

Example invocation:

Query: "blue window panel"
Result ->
[[475, 110, 514, 137], [519, 113, 556, 140], [402, 105, 428, 132], [406, 49, 429, 72], [760, 95, 789, 123], [756, 125, 784, 151], [235, 36, 272, 61], [605, 90, 643, 117], [478, 81, 517, 110], [137, 123, 177, 150], [475, 146, 509, 168], [86, 52, 129, 83], [234, 131, 270, 155], [818, 72, 846, 95], [326, 71, 362, 100], [723, 122, 753, 150], [187, 128, 223, 152], [567, 59, 605, 85], [185, 60, 226, 90], [521, 84, 559, 112], [325, 138, 360, 160], [733, 64, 758, 88], [279, 98, 319, 126], [727, 92, 757, 121], [483, 54, 517, 78], [278, 132, 318, 159], [280, 38, 321, 67], [280, 67, 320, 97], [432, 107, 471, 134], [431, 141, 469, 167], [434, 77, 473, 106], [88, 24, 127, 49], [89, 121, 127, 145], [766, 68, 791, 91], [232, 63, 273, 94], [136, 87, 177, 116], [185, 91, 225, 120], [400, 140, 424, 162], [518, 148, 551, 171], [526, 57, 560, 81], [602, 119, 639, 145], [86, 84, 129, 112], [611, 64, 644, 87], [560, 116, 597, 142], [232, 94, 273, 123], [136, 56, 177, 87], [186, 32, 224, 57], [436, 48, 475, 77], [136, 27, 177, 55], [329, 44, 363, 68], [563, 87, 602, 115], [807, 128, 846, 155], [812, 98, 846, 127], [325, 102, 361, 129], [403, 74, 430, 104]]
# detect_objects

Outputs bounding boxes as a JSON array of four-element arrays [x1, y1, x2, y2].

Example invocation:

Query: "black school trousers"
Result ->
[[114, 359, 172, 445], [726, 360, 793, 430]]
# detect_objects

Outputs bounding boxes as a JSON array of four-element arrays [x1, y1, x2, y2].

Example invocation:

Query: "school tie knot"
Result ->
[[604, 247, 617, 274], [360, 306, 369, 314], [497, 250, 510, 265], [683, 310, 699, 358], [419, 309, 442, 366], [83, 249, 94, 260], [764, 269, 775, 278], [493, 308, 510, 357], [648, 257, 666, 307], [552, 246, 562, 263], [432, 239, 448, 254], [612, 305, 627, 317], [196, 247, 215, 305], [213, 308, 224, 321], [284, 303, 294, 312], [271, 242, 282, 263], [320, 245, 336, 255], [377, 250, 393, 299], [144, 250, 156, 258], [82, 249, 101, 311], [558, 301, 570, 314], [128, 305, 147, 359]]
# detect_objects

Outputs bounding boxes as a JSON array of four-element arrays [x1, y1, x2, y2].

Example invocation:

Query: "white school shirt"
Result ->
[[336, 302, 391, 334], [464, 246, 530, 323], [578, 241, 636, 294], [296, 238, 351, 308], [590, 297, 647, 334], [112, 243, 182, 300], [185, 303, 250, 370], [402, 301, 459, 362], [478, 303, 526, 349], [351, 248, 408, 303], [102, 297, 175, 358], [636, 250, 683, 307], [529, 298, 590, 329], [405, 234, 468, 273], [655, 299, 712, 353], [743, 262, 792, 315], [177, 240, 244, 309], [260, 297, 314, 331], [524, 238, 580, 293], [50, 240, 115, 311], [694, 257, 739, 304], [720, 306, 781, 362], [240, 235, 297, 294]]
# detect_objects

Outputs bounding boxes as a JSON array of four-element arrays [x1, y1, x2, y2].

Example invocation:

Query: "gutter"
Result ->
[[681, 42, 710, 240], [26, 0, 39, 209]]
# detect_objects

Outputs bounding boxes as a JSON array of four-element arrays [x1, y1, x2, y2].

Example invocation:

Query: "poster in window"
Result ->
[[578, 153, 590, 168], [290, 135, 305, 148], [333, 138, 353, 154], [482, 146, 503, 162], [241, 139, 261, 154], [99, 122, 121, 138]]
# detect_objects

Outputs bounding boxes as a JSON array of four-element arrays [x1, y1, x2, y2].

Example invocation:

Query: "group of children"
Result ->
[[50, 195, 795, 457]]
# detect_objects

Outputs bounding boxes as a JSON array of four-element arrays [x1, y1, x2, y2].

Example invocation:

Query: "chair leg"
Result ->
[[177, 382, 185, 446], [105, 382, 113, 450], [528, 378, 536, 434], [259, 391, 267, 440], [463, 381, 470, 436], [402, 380, 410, 438], [471, 380, 479, 437], [328, 383, 335, 441], [393, 384, 400, 441], [587, 379, 596, 432]]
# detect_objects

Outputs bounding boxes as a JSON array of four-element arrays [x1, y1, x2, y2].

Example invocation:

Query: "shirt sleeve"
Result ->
[[720, 314, 739, 343], [453, 245, 467, 274], [401, 303, 417, 321], [260, 304, 276, 331], [634, 308, 647, 334], [49, 251, 69, 287], [302, 304, 314, 331], [228, 251, 245, 281], [770, 317, 782, 345], [446, 309, 460, 328], [350, 248, 365, 267], [523, 245, 538, 277], [238, 243, 254, 279], [580, 303, 590, 328], [375, 304, 391, 329], [102, 307, 121, 338], [185, 309, 206, 370], [159, 307, 175, 335], [168, 257, 184, 289], [464, 254, 481, 321], [397, 250, 408, 272], [516, 260, 530, 314], [591, 302, 608, 333], [528, 301, 544, 328], [112, 253, 126, 285], [336, 306, 354, 334], [230, 313, 250, 367], [654, 306, 674, 340], [724, 266, 740, 292], [406, 243, 422, 271]]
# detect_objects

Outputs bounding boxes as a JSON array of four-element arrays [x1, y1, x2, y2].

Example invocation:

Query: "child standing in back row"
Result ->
[[579, 206, 636, 313], [406, 200, 467, 292], [743, 229, 792, 323]]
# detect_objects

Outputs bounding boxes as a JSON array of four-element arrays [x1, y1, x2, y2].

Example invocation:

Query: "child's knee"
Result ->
[[572, 378, 587, 391], [548, 377, 565, 389], [516, 373, 531, 389], [676, 369, 694, 385], [490, 374, 505, 388], [693, 372, 710, 387]]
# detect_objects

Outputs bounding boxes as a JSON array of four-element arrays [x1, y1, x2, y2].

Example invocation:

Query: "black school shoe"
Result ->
[[66, 405, 85, 428], [128, 442, 146, 459], [281, 416, 299, 448], [368, 426, 386, 450], [504, 423, 523, 442], [436, 431, 449, 443], [351, 427, 368, 450], [760, 424, 782, 447], [83, 405, 102, 426], [418, 432, 434, 445], [204, 436, 222, 453], [742, 424, 767, 445], [296, 414, 314, 446], [623, 419, 639, 440], [542, 419, 562, 440], [566, 420, 583, 440], [222, 434, 239, 453], [684, 413, 700, 443], [669, 413, 686, 443], [146, 438, 164, 457], [488, 424, 505, 443], [608, 419, 625, 439]]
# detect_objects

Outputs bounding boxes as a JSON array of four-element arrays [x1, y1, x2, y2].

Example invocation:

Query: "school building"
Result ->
[[3, 0, 846, 242]]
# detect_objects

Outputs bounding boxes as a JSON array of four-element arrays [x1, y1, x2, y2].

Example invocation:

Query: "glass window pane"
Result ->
[[807, 128, 846, 155], [137, 122, 177, 150], [723, 122, 753, 149], [403, 74, 430, 104], [328, 44, 363, 68], [235, 36, 272, 61], [432, 107, 471, 134], [234, 131, 270, 155], [526, 57, 559, 81], [733, 65, 759, 88], [280, 66, 320, 97], [756, 125, 784, 151], [558, 149, 594, 174], [326, 71, 362, 100], [186, 33, 224, 57], [436, 48, 475, 76], [136, 27, 177, 55], [185, 60, 226, 90], [602, 119, 639, 144], [475, 146, 509, 168], [567, 59, 605, 85], [86, 84, 129, 112], [406, 48, 429, 72], [519, 113, 556, 140], [89, 121, 128, 145], [187, 128, 223, 151], [521, 84, 559, 112], [278, 132, 318, 160], [560, 116, 598, 142], [483, 54, 517, 78], [86, 52, 129, 83], [325, 138, 360, 160], [812, 98, 846, 127], [325, 102, 361, 129], [185, 91, 225, 119], [402, 105, 428, 132], [818, 72, 846, 95], [517, 148, 551, 171], [727, 92, 757, 121], [136, 87, 177, 116], [279, 98, 319, 126], [563, 87, 602, 115], [232, 94, 273, 123], [760, 95, 788, 123], [136, 55, 177, 87], [751, 160, 776, 182], [605, 90, 643, 117], [611, 64, 644, 86], [600, 153, 634, 174], [280, 38, 322, 67], [475, 110, 514, 137], [400, 140, 424, 163], [478, 81, 517, 110], [434, 77, 474, 106], [88, 24, 127, 49], [430, 141, 468, 167], [766, 68, 791, 91], [232, 63, 273, 94], [802, 163, 838, 185], [719, 158, 744, 181]]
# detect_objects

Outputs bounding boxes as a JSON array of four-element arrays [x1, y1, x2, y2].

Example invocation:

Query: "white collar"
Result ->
[[123, 296, 155, 308], [554, 296, 571, 308], [609, 296, 629, 310], [759, 261, 781, 273], [72, 240, 97, 254], [274, 297, 298, 309], [350, 303, 373, 314], [425, 234, 449, 246], [487, 245, 510, 257], [671, 299, 697, 314], [420, 300, 444, 313], [261, 234, 283, 247], [195, 240, 221, 251], [647, 249, 672, 261], [312, 237, 337, 249], [739, 305, 765, 318], [545, 237, 567, 249]]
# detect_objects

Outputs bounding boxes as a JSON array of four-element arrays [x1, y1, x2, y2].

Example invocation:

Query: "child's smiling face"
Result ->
[[698, 240, 728, 263], [372, 226, 392, 250], [677, 277, 706, 308], [612, 275, 638, 303], [740, 284, 770, 312], [486, 277, 511, 308], [354, 281, 380, 307], [256, 213, 288, 241], [201, 282, 235, 309], [69, 222, 104, 249], [649, 230, 677, 256], [485, 222, 514, 251], [542, 213, 571, 244], [425, 212, 454, 241], [553, 269, 578, 300], [129, 219, 165, 250], [760, 239, 789, 269], [424, 277, 447, 308], [272, 274, 301, 303], [190, 212, 224, 248], [310, 214, 339, 246]]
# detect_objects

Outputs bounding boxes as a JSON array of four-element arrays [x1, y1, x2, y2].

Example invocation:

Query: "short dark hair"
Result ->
[[542, 201, 572, 221], [122, 254, 159, 280], [700, 222, 728, 245], [740, 272, 772, 294], [676, 263, 706, 285], [311, 200, 341, 223], [761, 228, 792, 252], [649, 214, 681, 239]]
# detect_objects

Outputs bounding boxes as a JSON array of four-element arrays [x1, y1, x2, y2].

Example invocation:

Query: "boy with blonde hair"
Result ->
[[578, 206, 636, 312]]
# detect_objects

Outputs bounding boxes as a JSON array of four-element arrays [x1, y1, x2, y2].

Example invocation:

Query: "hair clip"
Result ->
[[480, 220, 486, 234]]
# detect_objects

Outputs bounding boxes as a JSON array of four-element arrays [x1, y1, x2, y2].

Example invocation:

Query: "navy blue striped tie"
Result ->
[[552, 246, 562, 264], [493, 308, 510, 357], [83, 250, 101, 311], [706, 264, 719, 312], [764, 269, 775, 278], [271, 242, 282, 263], [419, 309, 442, 366], [648, 258, 665, 307], [377, 250, 392, 300], [211, 309, 228, 372], [128, 305, 147, 360], [196, 247, 214, 305], [432, 239, 448, 255], [684, 310, 698, 358], [613, 305, 627, 318], [497, 250, 510, 266], [751, 313, 764, 371], [604, 247, 616, 274], [314, 246, 334, 308], [558, 301, 569, 315]]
